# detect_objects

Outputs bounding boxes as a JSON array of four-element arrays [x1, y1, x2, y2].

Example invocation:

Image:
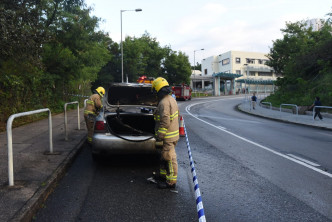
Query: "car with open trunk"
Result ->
[[91, 83, 159, 161]]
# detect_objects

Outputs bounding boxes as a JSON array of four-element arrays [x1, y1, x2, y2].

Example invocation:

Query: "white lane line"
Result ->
[[197, 114, 261, 124], [185, 100, 332, 179], [287, 154, 321, 167], [217, 126, 226, 130]]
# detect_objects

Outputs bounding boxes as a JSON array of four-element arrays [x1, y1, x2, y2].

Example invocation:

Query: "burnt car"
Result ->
[[91, 83, 158, 161]]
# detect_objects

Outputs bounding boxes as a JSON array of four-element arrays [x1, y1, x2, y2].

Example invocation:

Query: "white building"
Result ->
[[197, 50, 280, 96]]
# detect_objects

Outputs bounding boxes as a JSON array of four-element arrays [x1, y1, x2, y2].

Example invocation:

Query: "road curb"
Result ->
[[237, 104, 332, 131], [10, 136, 86, 222]]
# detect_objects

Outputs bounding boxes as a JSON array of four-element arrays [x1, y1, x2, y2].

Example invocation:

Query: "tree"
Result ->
[[163, 50, 192, 85], [266, 14, 332, 106], [0, 0, 111, 123], [93, 32, 192, 86], [191, 63, 201, 71]]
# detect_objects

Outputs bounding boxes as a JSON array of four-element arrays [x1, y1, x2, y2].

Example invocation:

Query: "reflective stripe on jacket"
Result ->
[[154, 94, 179, 142], [84, 93, 103, 116]]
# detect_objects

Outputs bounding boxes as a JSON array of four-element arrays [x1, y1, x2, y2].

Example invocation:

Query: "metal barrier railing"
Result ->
[[261, 102, 272, 109], [64, 101, 80, 141], [313, 106, 332, 120], [84, 99, 88, 109], [280, 104, 298, 115], [6, 108, 53, 186]]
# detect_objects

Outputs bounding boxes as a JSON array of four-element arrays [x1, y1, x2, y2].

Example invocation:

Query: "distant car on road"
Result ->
[[91, 83, 158, 161]]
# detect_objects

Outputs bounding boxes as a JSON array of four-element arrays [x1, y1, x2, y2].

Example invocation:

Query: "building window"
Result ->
[[249, 71, 255, 76], [258, 59, 263, 64], [236, 57, 241, 64], [246, 58, 255, 64], [236, 70, 241, 74], [258, 72, 272, 76], [222, 58, 230, 65], [204, 69, 207, 75]]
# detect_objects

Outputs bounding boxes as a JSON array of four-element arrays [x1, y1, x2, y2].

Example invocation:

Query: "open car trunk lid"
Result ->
[[105, 83, 157, 140], [107, 83, 157, 107]]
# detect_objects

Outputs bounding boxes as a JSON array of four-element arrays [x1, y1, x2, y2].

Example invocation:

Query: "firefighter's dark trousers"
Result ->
[[160, 141, 178, 185]]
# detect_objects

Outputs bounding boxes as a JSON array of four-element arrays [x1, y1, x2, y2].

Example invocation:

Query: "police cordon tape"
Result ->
[[183, 117, 207, 222]]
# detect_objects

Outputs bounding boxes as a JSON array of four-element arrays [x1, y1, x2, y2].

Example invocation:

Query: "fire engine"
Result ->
[[137, 76, 154, 84], [172, 84, 192, 101]]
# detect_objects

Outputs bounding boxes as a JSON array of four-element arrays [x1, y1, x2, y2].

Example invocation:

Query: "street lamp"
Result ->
[[193, 48, 204, 93], [121, 8, 142, 83]]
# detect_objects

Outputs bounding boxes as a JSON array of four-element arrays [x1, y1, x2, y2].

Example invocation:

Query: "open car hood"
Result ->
[[107, 83, 157, 107]]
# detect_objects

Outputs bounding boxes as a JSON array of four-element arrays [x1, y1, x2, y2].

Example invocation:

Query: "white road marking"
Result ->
[[185, 99, 332, 179], [287, 154, 321, 167], [197, 114, 261, 124], [217, 126, 226, 130]]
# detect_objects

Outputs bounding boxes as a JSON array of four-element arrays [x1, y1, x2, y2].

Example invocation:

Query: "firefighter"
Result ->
[[152, 77, 179, 189], [84, 86, 105, 145]]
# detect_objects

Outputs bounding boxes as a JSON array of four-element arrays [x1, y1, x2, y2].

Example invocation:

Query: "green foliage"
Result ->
[[93, 32, 192, 87], [0, 0, 110, 125], [163, 50, 192, 85], [266, 12, 332, 107], [0, 1, 191, 130]]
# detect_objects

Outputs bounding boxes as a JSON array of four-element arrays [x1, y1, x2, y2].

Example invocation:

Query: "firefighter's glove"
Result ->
[[155, 140, 163, 148]]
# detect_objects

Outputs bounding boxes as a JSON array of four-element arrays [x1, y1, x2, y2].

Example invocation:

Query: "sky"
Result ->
[[84, 0, 332, 65]]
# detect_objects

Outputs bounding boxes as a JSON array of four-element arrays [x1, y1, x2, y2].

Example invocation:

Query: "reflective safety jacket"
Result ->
[[84, 94, 103, 116], [154, 94, 179, 142]]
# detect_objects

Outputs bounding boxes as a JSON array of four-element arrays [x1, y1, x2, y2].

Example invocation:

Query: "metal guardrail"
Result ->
[[64, 101, 80, 141], [280, 104, 298, 115], [6, 108, 53, 186], [84, 99, 88, 109], [313, 106, 332, 120], [261, 102, 272, 109]]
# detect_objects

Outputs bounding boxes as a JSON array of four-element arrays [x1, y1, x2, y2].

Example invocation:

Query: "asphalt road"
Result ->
[[34, 96, 332, 221]]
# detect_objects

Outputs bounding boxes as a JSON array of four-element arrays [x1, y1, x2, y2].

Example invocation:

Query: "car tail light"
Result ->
[[95, 121, 105, 131]]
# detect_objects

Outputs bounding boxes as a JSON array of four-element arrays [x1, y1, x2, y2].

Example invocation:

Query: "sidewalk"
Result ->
[[0, 109, 87, 222], [238, 100, 332, 131]]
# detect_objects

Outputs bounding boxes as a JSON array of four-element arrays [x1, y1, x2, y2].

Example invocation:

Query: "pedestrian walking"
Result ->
[[84, 87, 105, 144], [152, 77, 179, 189], [251, 93, 257, 110], [309, 96, 323, 120]]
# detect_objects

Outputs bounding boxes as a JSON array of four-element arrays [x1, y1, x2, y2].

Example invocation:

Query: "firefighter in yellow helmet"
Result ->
[[152, 77, 179, 189], [84, 87, 105, 145]]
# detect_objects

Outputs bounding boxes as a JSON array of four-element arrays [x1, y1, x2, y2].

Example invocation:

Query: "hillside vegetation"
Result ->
[[265, 11, 332, 107]]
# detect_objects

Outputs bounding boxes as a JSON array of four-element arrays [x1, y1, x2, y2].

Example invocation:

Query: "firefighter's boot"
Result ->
[[157, 181, 176, 189]]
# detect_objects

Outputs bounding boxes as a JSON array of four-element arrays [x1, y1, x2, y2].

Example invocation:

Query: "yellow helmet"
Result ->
[[96, 87, 105, 97], [152, 77, 169, 93]]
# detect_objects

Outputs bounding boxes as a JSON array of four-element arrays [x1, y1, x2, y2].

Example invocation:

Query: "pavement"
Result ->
[[238, 99, 332, 131], [0, 109, 86, 222], [0, 100, 331, 222]]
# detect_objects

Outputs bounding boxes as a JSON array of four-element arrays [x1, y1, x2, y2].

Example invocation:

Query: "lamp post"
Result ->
[[121, 8, 142, 83], [193, 48, 204, 94]]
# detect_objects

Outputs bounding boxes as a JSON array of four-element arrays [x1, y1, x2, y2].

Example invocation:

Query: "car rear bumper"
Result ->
[[91, 133, 157, 154]]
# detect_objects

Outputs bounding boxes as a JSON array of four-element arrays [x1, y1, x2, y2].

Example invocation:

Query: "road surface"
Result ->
[[34, 96, 332, 221]]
